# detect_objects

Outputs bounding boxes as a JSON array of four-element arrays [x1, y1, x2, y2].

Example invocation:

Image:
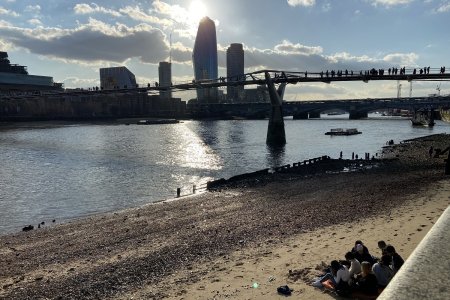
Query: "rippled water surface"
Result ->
[[1, 116, 449, 234]]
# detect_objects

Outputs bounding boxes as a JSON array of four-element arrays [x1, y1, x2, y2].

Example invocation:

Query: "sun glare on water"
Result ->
[[188, 0, 207, 23]]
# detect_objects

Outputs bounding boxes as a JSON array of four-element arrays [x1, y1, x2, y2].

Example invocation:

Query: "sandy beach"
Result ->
[[0, 134, 449, 299]]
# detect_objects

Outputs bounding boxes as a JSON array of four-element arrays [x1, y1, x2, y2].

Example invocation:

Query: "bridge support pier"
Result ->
[[309, 111, 321, 119], [293, 112, 308, 119], [349, 110, 368, 119], [265, 72, 286, 146]]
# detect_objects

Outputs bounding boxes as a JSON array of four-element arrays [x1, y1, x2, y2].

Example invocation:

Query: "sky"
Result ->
[[0, 0, 449, 101]]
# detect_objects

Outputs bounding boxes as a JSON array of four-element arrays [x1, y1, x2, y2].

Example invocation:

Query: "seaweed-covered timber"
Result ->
[[206, 155, 377, 190]]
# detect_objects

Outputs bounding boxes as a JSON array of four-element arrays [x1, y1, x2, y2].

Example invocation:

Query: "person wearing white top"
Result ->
[[312, 260, 350, 289], [345, 251, 362, 278]]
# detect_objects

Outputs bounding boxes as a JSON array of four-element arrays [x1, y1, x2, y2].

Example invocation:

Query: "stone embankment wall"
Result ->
[[0, 93, 186, 121]]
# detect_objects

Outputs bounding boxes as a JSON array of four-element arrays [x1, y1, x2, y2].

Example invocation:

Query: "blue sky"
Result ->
[[0, 0, 449, 100]]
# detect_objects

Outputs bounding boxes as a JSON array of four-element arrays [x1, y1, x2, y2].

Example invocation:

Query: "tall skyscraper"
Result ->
[[192, 17, 218, 103], [158, 61, 172, 99], [226, 43, 244, 103]]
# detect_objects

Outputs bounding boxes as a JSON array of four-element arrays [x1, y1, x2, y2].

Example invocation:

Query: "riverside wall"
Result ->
[[0, 92, 186, 121]]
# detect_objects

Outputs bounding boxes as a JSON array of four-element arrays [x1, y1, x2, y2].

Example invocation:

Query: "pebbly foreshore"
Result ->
[[0, 133, 449, 299]]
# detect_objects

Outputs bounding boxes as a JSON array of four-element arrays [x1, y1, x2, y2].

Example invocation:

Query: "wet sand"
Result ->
[[0, 133, 449, 299]]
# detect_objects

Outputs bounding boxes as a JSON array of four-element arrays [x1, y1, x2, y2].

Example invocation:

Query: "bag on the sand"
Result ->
[[277, 285, 293, 296]]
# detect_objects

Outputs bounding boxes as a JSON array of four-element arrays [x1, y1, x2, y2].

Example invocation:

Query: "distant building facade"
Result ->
[[226, 43, 244, 103], [100, 66, 136, 90], [192, 17, 218, 103], [244, 85, 270, 103], [158, 62, 172, 99]]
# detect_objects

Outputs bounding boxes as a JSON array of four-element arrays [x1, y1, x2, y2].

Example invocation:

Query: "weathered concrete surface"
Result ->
[[0, 93, 186, 121], [378, 206, 450, 300]]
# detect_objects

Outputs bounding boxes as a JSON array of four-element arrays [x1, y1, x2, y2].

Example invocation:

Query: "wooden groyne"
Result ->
[[207, 155, 378, 190]]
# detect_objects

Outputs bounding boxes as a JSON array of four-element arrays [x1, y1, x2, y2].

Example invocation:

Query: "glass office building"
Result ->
[[226, 43, 245, 103], [192, 17, 218, 103]]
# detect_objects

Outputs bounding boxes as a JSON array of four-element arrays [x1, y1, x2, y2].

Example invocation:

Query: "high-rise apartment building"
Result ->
[[226, 43, 244, 103], [158, 61, 172, 99], [100, 66, 136, 90], [192, 17, 218, 103]]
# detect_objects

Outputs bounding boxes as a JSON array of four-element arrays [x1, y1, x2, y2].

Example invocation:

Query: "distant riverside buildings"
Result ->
[[192, 16, 218, 103], [100, 66, 136, 90], [226, 43, 244, 103], [0, 51, 59, 91], [244, 85, 270, 103], [158, 62, 172, 99]]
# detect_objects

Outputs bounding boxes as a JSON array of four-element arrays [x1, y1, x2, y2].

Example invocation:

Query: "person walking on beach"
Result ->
[[429, 146, 434, 158]]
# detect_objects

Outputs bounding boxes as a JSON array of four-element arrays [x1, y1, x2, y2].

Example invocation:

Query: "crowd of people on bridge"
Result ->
[[311, 239, 405, 298], [316, 65, 446, 79]]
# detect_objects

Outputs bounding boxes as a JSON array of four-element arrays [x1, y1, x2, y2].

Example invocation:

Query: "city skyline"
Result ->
[[0, 0, 449, 100]]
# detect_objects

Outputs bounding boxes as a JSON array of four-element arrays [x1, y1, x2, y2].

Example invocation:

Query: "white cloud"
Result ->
[[0, 18, 175, 64], [28, 19, 42, 26], [327, 52, 376, 63], [25, 5, 41, 14], [435, 2, 450, 12], [370, 0, 414, 7], [74, 3, 121, 17], [119, 6, 173, 27], [274, 40, 323, 55], [287, 0, 316, 7], [0, 6, 20, 17], [383, 52, 419, 66]]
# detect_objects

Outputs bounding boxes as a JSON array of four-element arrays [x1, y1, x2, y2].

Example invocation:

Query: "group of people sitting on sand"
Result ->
[[311, 240, 404, 298]]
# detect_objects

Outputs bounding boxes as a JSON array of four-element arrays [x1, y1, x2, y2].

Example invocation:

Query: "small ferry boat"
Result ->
[[325, 128, 362, 136]]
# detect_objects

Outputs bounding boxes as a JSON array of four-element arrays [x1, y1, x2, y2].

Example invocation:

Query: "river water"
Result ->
[[1, 115, 449, 234]]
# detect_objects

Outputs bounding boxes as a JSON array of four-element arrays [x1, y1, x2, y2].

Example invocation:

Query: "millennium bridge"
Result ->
[[4, 67, 450, 145], [164, 68, 450, 145]]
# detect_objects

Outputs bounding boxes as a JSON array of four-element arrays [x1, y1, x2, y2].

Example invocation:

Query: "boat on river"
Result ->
[[136, 119, 179, 125], [325, 128, 362, 135]]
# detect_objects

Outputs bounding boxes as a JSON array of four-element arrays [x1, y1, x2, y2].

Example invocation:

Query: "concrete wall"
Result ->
[[378, 206, 450, 300], [0, 93, 186, 121]]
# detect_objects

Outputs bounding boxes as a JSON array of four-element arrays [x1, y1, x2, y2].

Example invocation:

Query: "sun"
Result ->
[[188, 0, 207, 24]]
